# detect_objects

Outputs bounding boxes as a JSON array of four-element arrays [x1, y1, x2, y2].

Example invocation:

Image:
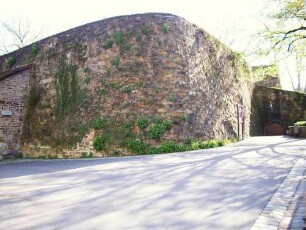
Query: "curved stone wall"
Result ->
[[0, 13, 252, 157]]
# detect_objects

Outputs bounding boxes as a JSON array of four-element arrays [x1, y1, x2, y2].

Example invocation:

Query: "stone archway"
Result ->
[[265, 121, 285, 136]]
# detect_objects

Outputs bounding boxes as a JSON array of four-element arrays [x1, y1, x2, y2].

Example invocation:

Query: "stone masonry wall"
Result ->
[[255, 76, 281, 88], [0, 13, 252, 158], [0, 68, 30, 151], [251, 86, 306, 135]]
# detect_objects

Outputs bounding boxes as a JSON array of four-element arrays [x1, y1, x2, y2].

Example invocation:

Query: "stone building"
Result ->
[[0, 13, 252, 157], [0, 66, 31, 152]]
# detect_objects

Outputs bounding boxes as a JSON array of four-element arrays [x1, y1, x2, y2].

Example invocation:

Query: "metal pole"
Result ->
[[237, 104, 240, 141]]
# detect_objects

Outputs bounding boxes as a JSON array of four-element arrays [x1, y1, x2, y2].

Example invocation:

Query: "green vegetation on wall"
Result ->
[[6, 56, 15, 68], [127, 138, 232, 155], [231, 51, 251, 81], [55, 57, 85, 117], [51, 56, 87, 146], [148, 119, 172, 139], [102, 24, 153, 61], [91, 115, 173, 152], [89, 115, 230, 156], [161, 22, 170, 33], [27, 86, 41, 107], [93, 135, 109, 151], [103, 39, 114, 49], [136, 116, 150, 129], [31, 44, 39, 56]]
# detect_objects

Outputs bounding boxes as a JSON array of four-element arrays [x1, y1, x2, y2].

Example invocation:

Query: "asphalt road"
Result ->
[[1, 136, 306, 230]]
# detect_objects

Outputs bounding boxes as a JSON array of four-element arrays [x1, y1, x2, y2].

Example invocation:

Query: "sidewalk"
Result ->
[[288, 177, 306, 230], [251, 157, 306, 230]]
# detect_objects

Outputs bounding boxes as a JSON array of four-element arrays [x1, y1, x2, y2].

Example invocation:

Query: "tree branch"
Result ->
[[284, 26, 306, 36], [287, 35, 306, 51]]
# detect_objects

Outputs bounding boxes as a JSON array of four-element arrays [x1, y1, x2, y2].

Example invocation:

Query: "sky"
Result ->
[[0, 0, 266, 51], [0, 0, 296, 89]]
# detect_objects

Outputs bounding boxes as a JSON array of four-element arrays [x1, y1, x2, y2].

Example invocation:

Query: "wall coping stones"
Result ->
[[0, 64, 33, 81], [0, 13, 181, 62]]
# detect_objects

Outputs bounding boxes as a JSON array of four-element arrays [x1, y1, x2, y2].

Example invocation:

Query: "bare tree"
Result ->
[[0, 18, 43, 55], [284, 52, 306, 91]]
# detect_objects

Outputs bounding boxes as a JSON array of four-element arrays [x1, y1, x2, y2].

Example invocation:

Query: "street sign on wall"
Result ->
[[1, 110, 12, 116]]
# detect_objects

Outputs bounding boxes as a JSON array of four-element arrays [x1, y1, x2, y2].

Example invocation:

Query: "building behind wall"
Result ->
[[0, 66, 31, 151], [251, 66, 306, 136]]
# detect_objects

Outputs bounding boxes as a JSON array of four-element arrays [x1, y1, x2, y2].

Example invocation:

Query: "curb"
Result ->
[[250, 158, 306, 230], [286, 177, 306, 229]]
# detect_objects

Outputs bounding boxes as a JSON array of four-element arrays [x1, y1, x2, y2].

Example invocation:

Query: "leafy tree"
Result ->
[[261, 0, 306, 54], [256, 0, 306, 91]]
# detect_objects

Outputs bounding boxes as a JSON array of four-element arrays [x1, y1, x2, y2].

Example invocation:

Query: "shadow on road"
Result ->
[[1, 136, 306, 229]]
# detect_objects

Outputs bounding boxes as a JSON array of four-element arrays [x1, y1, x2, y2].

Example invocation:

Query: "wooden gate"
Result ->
[[265, 122, 285, 136]]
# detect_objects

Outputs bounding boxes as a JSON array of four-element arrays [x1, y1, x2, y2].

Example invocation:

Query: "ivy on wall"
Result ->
[[52, 56, 86, 146], [55, 57, 85, 117]]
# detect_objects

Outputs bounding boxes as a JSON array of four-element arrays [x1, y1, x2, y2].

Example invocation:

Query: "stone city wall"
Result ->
[[251, 86, 306, 135], [0, 13, 252, 157]]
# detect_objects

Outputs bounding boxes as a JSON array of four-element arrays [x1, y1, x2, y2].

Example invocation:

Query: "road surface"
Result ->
[[1, 136, 306, 229]]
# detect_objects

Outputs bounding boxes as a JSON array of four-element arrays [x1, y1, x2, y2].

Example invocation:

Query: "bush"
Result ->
[[216, 140, 225, 146], [83, 66, 90, 73], [16, 152, 23, 158], [121, 85, 132, 93], [111, 57, 120, 68], [194, 140, 217, 149], [31, 44, 39, 56], [136, 116, 150, 129], [162, 22, 170, 33], [93, 135, 108, 151], [27, 87, 40, 107], [47, 154, 58, 159], [190, 141, 201, 150], [84, 77, 91, 84], [180, 113, 187, 121], [163, 120, 172, 130], [148, 119, 172, 139], [76, 124, 89, 134], [294, 121, 306, 126], [153, 116, 163, 124], [113, 31, 124, 45], [92, 118, 109, 130], [103, 39, 113, 49], [128, 139, 151, 155], [80, 152, 94, 158], [97, 88, 108, 95], [206, 140, 219, 148], [6, 56, 15, 67], [149, 123, 165, 139], [188, 140, 227, 151], [149, 141, 187, 154]]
